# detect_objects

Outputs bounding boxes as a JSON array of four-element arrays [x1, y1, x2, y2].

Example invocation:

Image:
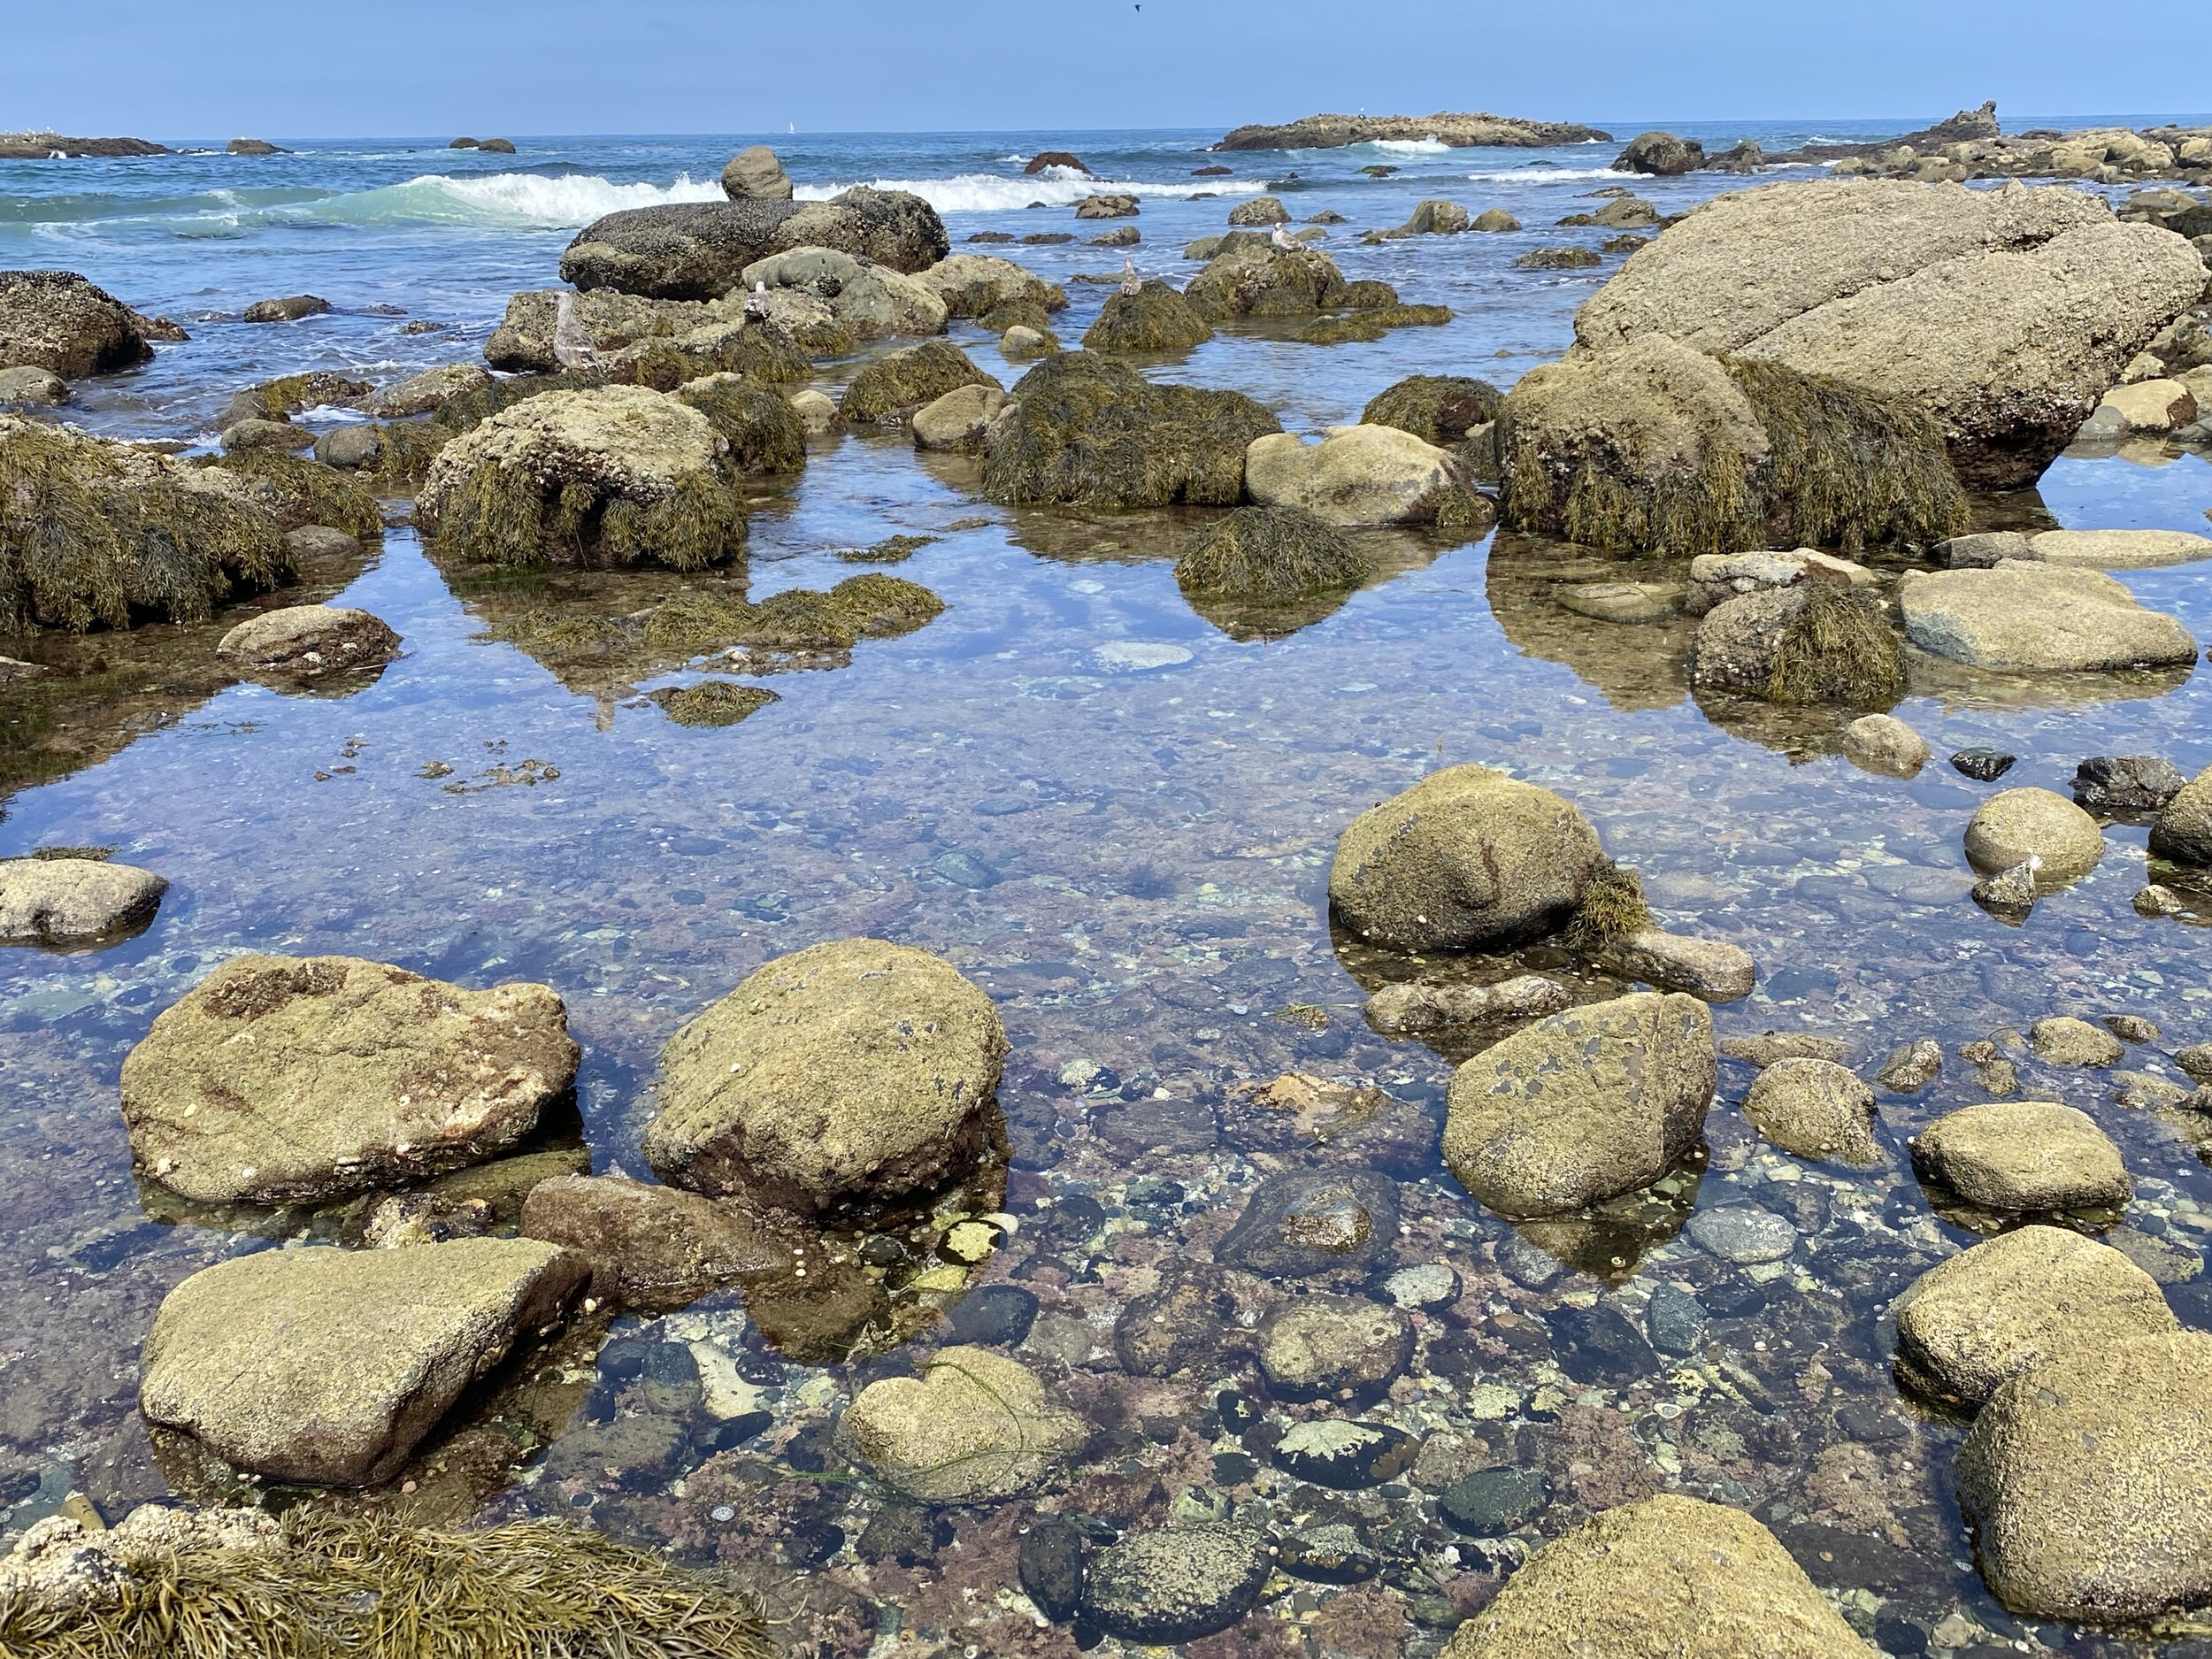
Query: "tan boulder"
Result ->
[[0, 856, 166, 946], [1910, 1101, 2131, 1211], [835, 1346, 1083, 1502]]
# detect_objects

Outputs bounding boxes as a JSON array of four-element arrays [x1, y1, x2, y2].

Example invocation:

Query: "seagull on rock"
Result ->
[[743, 280, 773, 322], [1270, 220, 1300, 252], [552, 291, 597, 370], [1119, 257, 1142, 296]]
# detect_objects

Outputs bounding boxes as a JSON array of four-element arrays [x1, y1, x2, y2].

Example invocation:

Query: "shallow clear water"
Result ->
[[5, 119, 2212, 1658]]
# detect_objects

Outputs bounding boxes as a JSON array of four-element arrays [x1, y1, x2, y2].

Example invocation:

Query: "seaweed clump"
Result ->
[[193, 449, 383, 537], [1760, 582, 1909, 706], [1497, 337, 1967, 556], [672, 374, 807, 474], [0, 1508, 774, 1658], [609, 322, 813, 393], [1177, 506, 1371, 602], [1294, 303, 1451, 346], [372, 368, 606, 493], [1080, 282, 1214, 354], [841, 341, 998, 425], [979, 352, 1280, 508], [1361, 375, 1503, 447], [1561, 860, 1656, 956], [0, 417, 288, 633], [652, 680, 780, 726], [415, 386, 749, 572]]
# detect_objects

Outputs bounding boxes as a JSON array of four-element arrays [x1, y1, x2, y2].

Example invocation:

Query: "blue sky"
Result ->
[[5, 0, 2207, 137]]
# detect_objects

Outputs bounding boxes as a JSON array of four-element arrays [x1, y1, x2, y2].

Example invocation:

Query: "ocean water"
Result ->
[[4, 120, 2212, 1656]]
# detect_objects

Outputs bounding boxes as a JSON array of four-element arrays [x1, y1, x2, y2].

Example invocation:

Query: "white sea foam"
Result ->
[[792, 173, 1262, 212], [1366, 136, 1452, 156], [1462, 165, 1627, 182], [301, 171, 724, 228]]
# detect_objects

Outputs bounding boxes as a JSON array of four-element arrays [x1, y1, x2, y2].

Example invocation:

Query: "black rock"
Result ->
[[1546, 1302, 1660, 1384], [2072, 755, 2189, 815], [1080, 1525, 1273, 1644], [1950, 747, 2016, 782], [1215, 1388, 1260, 1434], [856, 1501, 949, 1566], [1279, 1523, 1380, 1583], [1214, 1168, 1402, 1278], [709, 1409, 774, 1451], [1267, 1418, 1417, 1489], [1114, 1263, 1238, 1377], [1041, 1193, 1108, 1244], [1644, 1283, 1709, 1356], [1440, 1466, 1553, 1536], [948, 1284, 1039, 1346], [599, 1336, 649, 1382], [1020, 1515, 1087, 1621]]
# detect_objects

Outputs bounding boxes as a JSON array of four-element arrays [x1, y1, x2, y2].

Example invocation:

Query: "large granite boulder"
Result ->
[[1245, 424, 1479, 527], [414, 384, 748, 570], [1898, 561, 2198, 671], [1574, 179, 2206, 486], [1496, 333, 1966, 554], [1910, 1101, 2131, 1212], [139, 1239, 588, 1485], [1893, 1225, 2177, 1407], [482, 288, 714, 373], [2151, 766, 2212, 866], [1963, 787, 2105, 886], [1444, 992, 1715, 1217], [980, 351, 1279, 508], [120, 954, 579, 1205], [721, 144, 793, 202], [1611, 132, 1706, 176], [739, 246, 947, 339], [1957, 1332, 2212, 1620], [835, 1346, 1083, 1502], [0, 269, 152, 377], [642, 938, 1007, 1216], [1328, 764, 1604, 951], [1440, 1494, 1878, 1657], [0, 856, 167, 946], [560, 188, 949, 298]]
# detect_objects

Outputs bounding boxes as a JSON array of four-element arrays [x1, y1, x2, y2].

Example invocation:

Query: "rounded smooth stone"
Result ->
[[2029, 1016, 2124, 1068], [946, 1283, 1038, 1347], [0, 856, 167, 946], [1644, 1282, 1709, 1355], [1686, 1204, 1797, 1264], [1840, 712, 1929, 776], [1256, 1293, 1414, 1402], [1742, 1057, 1882, 1164], [1910, 1101, 2131, 1212], [1214, 1168, 1400, 1278], [1964, 788, 2104, 887], [217, 604, 400, 679], [1079, 1524, 1273, 1644], [1440, 1466, 1553, 1536]]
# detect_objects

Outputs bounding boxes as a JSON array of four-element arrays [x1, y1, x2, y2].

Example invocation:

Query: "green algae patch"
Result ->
[[1, 419, 289, 633], [652, 680, 780, 726], [1561, 860, 1656, 956], [193, 449, 382, 538], [1762, 582, 1909, 707], [672, 374, 807, 474], [1361, 375, 1503, 447], [0, 1510, 775, 1659], [1177, 505, 1371, 603], [836, 533, 938, 564], [1294, 303, 1452, 346]]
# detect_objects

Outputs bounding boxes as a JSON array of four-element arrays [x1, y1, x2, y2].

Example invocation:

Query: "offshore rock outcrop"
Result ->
[[1213, 112, 1613, 151]]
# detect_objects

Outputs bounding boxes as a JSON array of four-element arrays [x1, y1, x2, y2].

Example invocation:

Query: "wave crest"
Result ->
[[303, 171, 724, 227]]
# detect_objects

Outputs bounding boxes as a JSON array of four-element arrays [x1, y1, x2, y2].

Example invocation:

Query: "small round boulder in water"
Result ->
[[1079, 1524, 1274, 1643]]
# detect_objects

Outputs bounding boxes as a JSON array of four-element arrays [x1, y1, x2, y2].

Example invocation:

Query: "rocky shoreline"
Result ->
[[1213, 112, 1614, 152]]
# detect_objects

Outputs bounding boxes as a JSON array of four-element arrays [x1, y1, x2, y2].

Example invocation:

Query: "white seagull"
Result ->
[[1119, 257, 1142, 296], [743, 280, 773, 322], [551, 291, 597, 370], [1270, 220, 1299, 251]]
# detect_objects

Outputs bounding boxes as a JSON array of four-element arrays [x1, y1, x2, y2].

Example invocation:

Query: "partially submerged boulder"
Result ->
[[1440, 1494, 1878, 1658], [518, 1172, 782, 1306], [1245, 425, 1482, 527], [642, 938, 1008, 1216], [139, 1238, 588, 1486], [1893, 1225, 2177, 1407], [1360, 374, 1502, 447], [1574, 180, 2206, 486], [483, 288, 714, 373], [835, 1347, 1083, 1502], [911, 254, 1069, 323], [560, 188, 949, 298], [980, 351, 1280, 508], [0, 270, 152, 377], [1081, 280, 1213, 352], [2151, 766, 2212, 865], [739, 246, 947, 339], [1910, 1101, 2131, 1213], [368, 363, 493, 419], [0, 416, 288, 632], [1688, 582, 1907, 706], [1445, 992, 1714, 1217], [1497, 334, 1968, 555], [840, 340, 998, 425], [1964, 787, 2105, 886], [0, 855, 166, 946], [1742, 1057, 1882, 1164], [121, 953, 580, 1205], [1184, 244, 1350, 320], [1612, 132, 1706, 176], [1898, 562, 2198, 671], [1957, 1332, 2212, 1621], [415, 384, 749, 570], [910, 383, 1008, 452], [672, 373, 808, 473], [1175, 505, 1371, 603], [215, 604, 401, 680], [1329, 764, 1604, 952], [721, 144, 793, 202]]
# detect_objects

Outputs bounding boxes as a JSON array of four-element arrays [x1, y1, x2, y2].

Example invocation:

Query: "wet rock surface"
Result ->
[[0, 856, 166, 946], [835, 1346, 1082, 1502], [1910, 1100, 2132, 1213]]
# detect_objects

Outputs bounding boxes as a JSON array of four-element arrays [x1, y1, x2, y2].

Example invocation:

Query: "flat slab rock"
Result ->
[[0, 856, 166, 946], [139, 1238, 588, 1486], [121, 953, 580, 1204], [1897, 562, 2198, 672]]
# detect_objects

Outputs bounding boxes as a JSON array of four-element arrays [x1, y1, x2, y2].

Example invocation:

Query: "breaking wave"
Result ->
[[791, 173, 1263, 212]]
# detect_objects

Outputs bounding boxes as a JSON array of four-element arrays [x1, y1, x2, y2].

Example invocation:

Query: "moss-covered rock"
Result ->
[[1247, 424, 1481, 526], [1175, 504, 1371, 603], [1330, 764, 1605, 951], [739, 246, 948, 339], [672, 373, 807, 472], [191, 448, 383, 537], [1517, 246, 1604, 269], [649, 679, 779, 726], [1361, 375, 1503, 446], [368, 363, 493, 418], [122, 951, 580, 1204], [484, 288, 710, 373], [604, 319, 813, 392], [912, 254, 1070, 322], [1688, 582, 1907, 706], [0, 416, 289, 632], [1498, 336, 1968, 555], [643, 937, 1008, 1216], [560, 188, 949, 298], [980, 351, 1280, 507], [1185, 245, 1350, 320], [416, 384, 749, 570], [1081, 281, 1214, 352], [841, 339, 999, 425], [1294, 303, 1452, 344], [0, 269, 151, 378]]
